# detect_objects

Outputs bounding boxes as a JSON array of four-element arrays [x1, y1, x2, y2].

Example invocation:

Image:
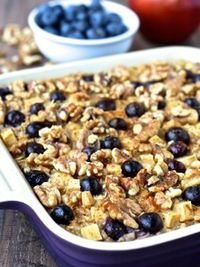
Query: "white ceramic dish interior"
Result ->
[[28, 0, 140, 63], [0, 46, 200, 252]]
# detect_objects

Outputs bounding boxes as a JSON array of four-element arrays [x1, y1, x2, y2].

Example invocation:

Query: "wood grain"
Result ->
[[0, 210, 56, 267], [0, 1, 199, 267]]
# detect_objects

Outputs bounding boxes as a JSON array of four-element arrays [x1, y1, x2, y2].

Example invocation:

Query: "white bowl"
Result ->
[[28, 0, 140, 63]]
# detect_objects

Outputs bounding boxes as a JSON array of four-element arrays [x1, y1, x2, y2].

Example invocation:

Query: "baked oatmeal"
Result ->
[[0, 60, 200, 242]]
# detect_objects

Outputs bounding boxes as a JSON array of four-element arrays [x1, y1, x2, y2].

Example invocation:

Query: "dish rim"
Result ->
[[0, 46, 200, 252]]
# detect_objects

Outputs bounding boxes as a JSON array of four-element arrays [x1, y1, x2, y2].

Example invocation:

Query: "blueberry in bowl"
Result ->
[[28, 0, 140, 62], [35, 0, 128, 40]]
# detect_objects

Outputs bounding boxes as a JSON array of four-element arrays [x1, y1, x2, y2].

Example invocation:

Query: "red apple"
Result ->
[[129, 0, 200, 44]]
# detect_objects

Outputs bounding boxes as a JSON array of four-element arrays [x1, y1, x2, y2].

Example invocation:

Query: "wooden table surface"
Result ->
[[0, 1, 199, 267]]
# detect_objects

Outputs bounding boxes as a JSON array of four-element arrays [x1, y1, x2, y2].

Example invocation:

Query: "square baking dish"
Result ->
[[0, 46, 200, 267]]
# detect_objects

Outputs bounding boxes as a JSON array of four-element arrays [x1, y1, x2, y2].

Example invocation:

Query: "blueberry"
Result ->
[[106, 22, 127, 37], [60, 21, 73, 36], [182, 186, 200, 206], [95, 99, 116, 111], [43, 121, 53, 128], [131, 80, 163, 89], [168, 141, 188, 158], [25, 142, 45, 157], [0, 87, 12, 101], [76, 4, 88, 13], [108, 118, 127, 130], [184, 98, 200, 120], [30, 103, 45, 115], [50, 204, 74, 225], [64, 5, 77, 21], [80, 177, 102, 195], [38, 5, 64, 28], [89, 11, 106, 27], [82, 145, 97, 161], [76, 11, 88, 21], [131, 81, 143, 89], [157, 100, 166, 110], [86, 28, 106, 39], [184, 97, 200, 109], [186, 70, 200, 83], [36, 5, 51, 27], [106, 13, 122, 23], [40, 7, 59, 27], [104, 217, 127, 241], [26, 121, 51, 138], [44, 26, 59, 35], [165, 127, 190, 144], [143, 79, 163, 88], [82, 74, 94, 82], [26, 122, 43, 138], [121, 160, 143, 177], [72, 20, 89, 32], [166, 159, 186, 173], [101, 136, 122, 150], [23, 83, 29, 92], [50, 91, 66, 102], [90, 0, 104, 11], [125, 102, 146, 118], [67, 31, 85, 39], [5, 110, 25, 127], [24, 170, 48, 187], [52, 5, 64, 19], [138, 212, 163, 233]]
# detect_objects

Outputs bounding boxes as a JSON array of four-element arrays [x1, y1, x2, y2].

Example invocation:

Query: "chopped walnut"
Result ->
[[154, 192, 173, 209], [81, 107, 104, 122], [62, 103, 83, 122], [90, 149, 112, 164], [88, 134, 98, 144], [148, 171, 179, 192], [111, 148, 131, 164], [34, 182, 61, 208], [86, 161, 104, 177], [53, 157, 76, 175], [136, 189, 160, 212], [49, 172, 71, 193], [102, 198, 139, 229], [39, 125, 68, 142], [110, 82, 133, 99], [2, 24, 23, 45]]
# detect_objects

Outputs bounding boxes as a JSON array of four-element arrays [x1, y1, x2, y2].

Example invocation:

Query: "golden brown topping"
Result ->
[[34, 182, 61, 208], [1, 58, 200, 242]]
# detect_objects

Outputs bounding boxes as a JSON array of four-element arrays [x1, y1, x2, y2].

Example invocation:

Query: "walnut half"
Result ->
[[34, 182, 61, 208]]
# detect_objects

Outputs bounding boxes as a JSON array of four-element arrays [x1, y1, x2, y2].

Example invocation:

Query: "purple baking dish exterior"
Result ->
[[0, 47, 200, 267], [0, 201, 200, 267]]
